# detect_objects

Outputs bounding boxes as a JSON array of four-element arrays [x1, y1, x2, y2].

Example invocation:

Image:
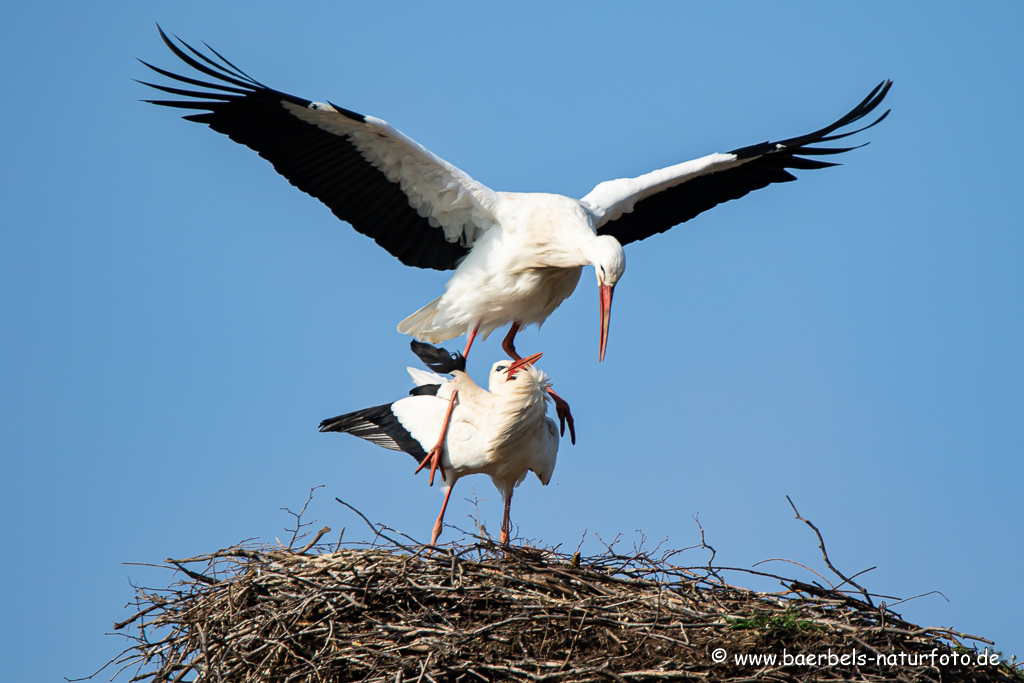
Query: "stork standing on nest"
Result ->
[[319, 341, 559, 546], [140, 29, 892, 368]]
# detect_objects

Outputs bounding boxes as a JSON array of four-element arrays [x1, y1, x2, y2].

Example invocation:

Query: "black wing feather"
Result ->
[[410, 340, 466, 375], [598, 81, 892, 247], [409, 384, 442, 396], [319, 403, 428, 463], [141, 27, 469, 271]]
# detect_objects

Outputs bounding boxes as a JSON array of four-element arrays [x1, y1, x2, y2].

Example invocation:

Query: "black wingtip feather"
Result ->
[[598, 80, 893, 247], [138, 59, 251, 95], [155, 26, 262, 93], [410, 340, 466, 374], [731, 80, 892, 160], [199, 40, 255, 81]]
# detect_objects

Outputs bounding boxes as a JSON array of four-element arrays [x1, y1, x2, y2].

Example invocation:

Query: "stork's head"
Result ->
[[491, 352, 544, 385], [587, 235, 626, 362], [488, 352, 547, 396]]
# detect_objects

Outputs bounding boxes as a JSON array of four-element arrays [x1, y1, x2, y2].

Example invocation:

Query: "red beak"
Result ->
[[507, 351, 543, 377], [599, 283, 614, 362]]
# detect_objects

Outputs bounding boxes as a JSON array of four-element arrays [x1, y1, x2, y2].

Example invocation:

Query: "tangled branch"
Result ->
[[93, 504, 1017, 683]]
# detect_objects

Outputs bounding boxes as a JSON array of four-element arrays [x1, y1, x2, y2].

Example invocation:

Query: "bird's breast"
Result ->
[[441, 260, 583, 331]]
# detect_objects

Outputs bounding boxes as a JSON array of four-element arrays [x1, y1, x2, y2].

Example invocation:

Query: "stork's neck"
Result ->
[[488, 367, 551, 440], [451, 370, 488, 404]]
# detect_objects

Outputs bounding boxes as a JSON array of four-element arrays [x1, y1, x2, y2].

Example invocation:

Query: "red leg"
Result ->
[[501, 322, 522, 361], [547, 387, 576, 445], [463, 323, 480, 358], [500, 488, 513, 545], [415, 324, 479, 486], [430, 484, 456, 546], [414, 391, 455, 485]]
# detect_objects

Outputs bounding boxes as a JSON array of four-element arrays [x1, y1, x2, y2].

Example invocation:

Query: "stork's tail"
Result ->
[[397, 296, 444, 341]]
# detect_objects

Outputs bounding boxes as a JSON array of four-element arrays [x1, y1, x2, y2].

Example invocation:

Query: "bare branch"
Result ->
[[296, 526, 332, 555], [95, 508, 1006, 683], [281, 485, 324, 549], [786, 495, 874, 606]]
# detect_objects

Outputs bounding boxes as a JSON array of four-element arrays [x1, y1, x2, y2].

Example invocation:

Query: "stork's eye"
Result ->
[[496, 365, 507, 372]]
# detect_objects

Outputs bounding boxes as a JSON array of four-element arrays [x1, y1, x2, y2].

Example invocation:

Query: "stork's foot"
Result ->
[[547, 387, 576, 445], [414, 443, 446, 486]]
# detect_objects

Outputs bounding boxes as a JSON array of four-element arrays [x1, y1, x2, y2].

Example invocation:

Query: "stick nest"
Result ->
[[107, 531, 1021, 683]]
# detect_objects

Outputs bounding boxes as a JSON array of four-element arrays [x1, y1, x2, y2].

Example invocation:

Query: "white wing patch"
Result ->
[[284, 102, 501, 248], [407, 367, 447, 387], [391, 395, 450, 447], [407, 366, 455, 401], [580, 152, 743, 228]]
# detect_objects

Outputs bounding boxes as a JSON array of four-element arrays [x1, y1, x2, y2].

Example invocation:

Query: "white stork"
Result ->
[[141, 29, 891, 440], [320, 341, 558, 546]]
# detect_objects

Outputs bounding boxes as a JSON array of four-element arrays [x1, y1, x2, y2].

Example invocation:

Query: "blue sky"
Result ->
[[2, 2, 1022, 678]]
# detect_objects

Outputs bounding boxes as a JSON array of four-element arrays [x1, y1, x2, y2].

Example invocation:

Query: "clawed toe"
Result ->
[[547, 387, 576, 445], [415, 445, 446, 486]]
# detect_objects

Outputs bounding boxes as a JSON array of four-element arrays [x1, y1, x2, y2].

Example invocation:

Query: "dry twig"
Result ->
[[94, 520, 1018, 683]]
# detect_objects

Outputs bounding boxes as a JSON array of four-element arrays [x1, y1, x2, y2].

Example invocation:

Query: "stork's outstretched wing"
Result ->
[[581, 81, 892, 246], [319, 402, 429, 461], [140, 27, 500, 270]]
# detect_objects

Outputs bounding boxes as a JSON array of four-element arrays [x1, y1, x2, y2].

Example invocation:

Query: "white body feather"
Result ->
[[398, 194, 597, 342]]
